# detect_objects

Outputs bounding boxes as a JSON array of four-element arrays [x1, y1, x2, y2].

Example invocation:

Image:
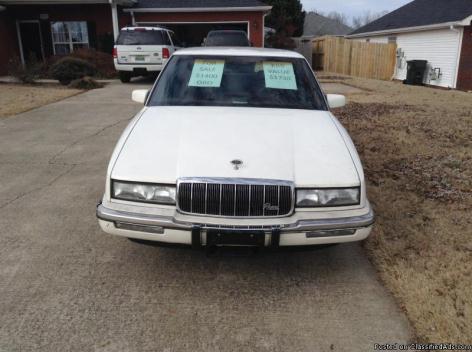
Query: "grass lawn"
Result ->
[[320, 73, 472, 343], [0, 84, 82, 118]]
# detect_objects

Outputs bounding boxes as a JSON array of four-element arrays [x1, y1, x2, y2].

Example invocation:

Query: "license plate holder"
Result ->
[[206, 230, 265, 247], [134, 55, 146, 61]]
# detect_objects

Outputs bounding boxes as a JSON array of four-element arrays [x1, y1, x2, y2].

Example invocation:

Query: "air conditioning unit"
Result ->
[[429, 67, 442, 81]]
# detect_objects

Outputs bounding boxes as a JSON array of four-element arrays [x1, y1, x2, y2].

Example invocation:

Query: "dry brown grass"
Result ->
[[323, 74, 472, 343], [0, 84, 82, 118]]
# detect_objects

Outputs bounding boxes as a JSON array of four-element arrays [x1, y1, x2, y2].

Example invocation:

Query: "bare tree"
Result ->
[[325, 11, 350, 27], [352, 10, 388, 29]]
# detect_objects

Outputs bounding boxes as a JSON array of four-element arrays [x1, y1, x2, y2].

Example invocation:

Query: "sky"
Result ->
[[301, 0, 411, 19]]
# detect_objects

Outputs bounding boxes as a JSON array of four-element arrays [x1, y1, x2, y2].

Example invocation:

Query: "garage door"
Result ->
[[137, 22, 248, 47]]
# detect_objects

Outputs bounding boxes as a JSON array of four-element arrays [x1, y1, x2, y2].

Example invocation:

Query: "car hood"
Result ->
[[111, 106, 360, 187]]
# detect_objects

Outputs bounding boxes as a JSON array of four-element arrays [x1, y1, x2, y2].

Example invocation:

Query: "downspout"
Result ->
[[109, 0, 120, 41], [450, 24, 463, 89]]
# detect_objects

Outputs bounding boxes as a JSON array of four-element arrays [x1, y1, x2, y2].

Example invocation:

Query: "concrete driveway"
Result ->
[[0, 82, 411, 352]]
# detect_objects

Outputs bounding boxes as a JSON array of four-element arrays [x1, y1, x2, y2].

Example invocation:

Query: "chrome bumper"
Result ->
[[96, 204, 375, 233]]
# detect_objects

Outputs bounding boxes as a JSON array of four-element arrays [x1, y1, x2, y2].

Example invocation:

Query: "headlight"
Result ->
[[112, 180, 176, 205], [296, 188, 360, 207]]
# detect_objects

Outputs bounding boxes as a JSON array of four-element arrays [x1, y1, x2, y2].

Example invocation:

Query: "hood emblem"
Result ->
[[263, 203, 279, 212], [231, 159, 243, 170]]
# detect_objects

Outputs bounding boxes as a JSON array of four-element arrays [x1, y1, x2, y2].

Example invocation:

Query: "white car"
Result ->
[[113, 26, 181, 83], [97, 47, 374, 249]]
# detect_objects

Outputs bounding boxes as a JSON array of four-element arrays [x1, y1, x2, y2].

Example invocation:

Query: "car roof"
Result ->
[[174, 47, 305, 59], [120, 26, 170, 32]]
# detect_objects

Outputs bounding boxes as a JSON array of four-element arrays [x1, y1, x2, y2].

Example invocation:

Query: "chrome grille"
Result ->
[[177, 178, 294, 218]]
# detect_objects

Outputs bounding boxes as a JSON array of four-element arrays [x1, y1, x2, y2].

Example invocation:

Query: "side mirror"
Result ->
[[132, 89, 149, 104], [327, 94, 346, 109]]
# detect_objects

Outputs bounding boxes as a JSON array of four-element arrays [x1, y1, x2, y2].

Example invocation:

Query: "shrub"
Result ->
[[69, 48, 116, 78], [97, 34, 115, 57], [7, 54, 42, 84], [68, 76, 104, 90], [50, 57, 96, 85]]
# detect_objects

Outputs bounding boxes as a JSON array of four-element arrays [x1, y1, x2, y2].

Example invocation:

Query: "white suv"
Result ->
[[113, 26, 181, 83]]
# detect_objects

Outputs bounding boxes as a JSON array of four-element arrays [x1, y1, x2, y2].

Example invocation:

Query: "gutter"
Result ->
[[0, 0, 135, 4], [347, 21, 465, 38], [124, 6, 272, 13]]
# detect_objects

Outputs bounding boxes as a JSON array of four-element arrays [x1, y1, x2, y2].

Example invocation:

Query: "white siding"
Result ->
[[368, 36, 388, 44], [353, 28, 464, 88]]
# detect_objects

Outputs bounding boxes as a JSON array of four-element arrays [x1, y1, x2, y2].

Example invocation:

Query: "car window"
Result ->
[[206, 32, 250, 46], [164, 32, 172, 46], [116, 30, 165, 45], [148, 55, 327, 111]]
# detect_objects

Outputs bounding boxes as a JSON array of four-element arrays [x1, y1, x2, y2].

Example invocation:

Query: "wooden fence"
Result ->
[[313, 36, 397, 80]]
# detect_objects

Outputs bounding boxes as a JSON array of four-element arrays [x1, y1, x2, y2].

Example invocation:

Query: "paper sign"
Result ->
[[188, 59, 225, 88], [263, 61, 297, 90]]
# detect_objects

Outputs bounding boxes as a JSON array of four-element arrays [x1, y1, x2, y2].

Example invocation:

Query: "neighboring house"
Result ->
[[303, 12, 352, 37], [347, 0, 472, 90], [0, 0, 271, 74]]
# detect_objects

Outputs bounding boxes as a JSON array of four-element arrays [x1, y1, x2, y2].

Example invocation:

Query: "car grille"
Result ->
[[177, 178, 294, 217]]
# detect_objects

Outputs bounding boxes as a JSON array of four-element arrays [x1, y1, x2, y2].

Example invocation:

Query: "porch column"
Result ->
[[110, 0, 119, 40]]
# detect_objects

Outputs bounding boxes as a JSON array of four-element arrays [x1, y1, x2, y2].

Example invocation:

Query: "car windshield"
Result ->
[[206, 32, 250, 46], [148, 55, 327, 110], [116, 30, 165, 45]]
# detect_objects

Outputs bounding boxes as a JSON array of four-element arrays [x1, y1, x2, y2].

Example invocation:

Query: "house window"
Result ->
[[51, 21, 89, 55], [388, 36, 397, 44]]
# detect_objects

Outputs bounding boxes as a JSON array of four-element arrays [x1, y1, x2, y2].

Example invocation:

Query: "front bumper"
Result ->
[[97, 203, 375, 247]]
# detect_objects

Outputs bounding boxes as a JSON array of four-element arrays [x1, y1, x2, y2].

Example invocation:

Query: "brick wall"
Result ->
[[132, 11, 266, 47], [0, 11, 20, 75], [457, 25, 472, 91]]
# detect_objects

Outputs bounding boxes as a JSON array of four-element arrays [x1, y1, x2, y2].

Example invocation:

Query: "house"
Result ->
[[303, 12, 352, 37], [0, 0, 271, 74], [347, 0, 472, 90]]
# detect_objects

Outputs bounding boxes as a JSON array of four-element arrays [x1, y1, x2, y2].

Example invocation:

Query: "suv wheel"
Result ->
[[119, 72, 131, 83]]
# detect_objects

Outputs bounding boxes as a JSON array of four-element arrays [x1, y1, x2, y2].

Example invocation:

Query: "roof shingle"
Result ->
[[303, 12, 353, 37], [350, 0, 472, 35]]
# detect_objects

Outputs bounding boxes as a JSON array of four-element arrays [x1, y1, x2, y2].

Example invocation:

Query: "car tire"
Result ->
[[119, 72, 131, 83]]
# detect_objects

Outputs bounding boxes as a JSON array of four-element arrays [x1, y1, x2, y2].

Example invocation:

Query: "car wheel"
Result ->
[[119, 72, 131, 83]]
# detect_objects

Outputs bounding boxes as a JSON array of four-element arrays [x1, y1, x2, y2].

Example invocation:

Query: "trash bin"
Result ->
[[404, 60, 427, 86]]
